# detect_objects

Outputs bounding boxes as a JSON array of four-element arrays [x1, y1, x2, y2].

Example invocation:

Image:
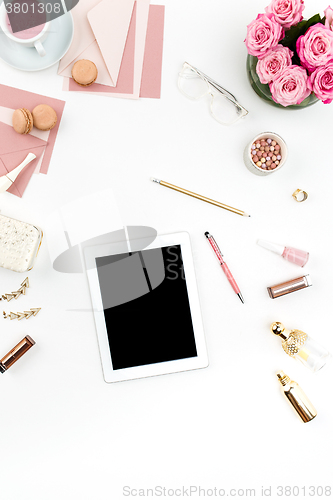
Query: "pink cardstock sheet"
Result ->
[[69, 4, 136, 94], [0, 84, 65, 176], [63, 4, 164, 99], [0, 85, 65, 197], [88, 0, 135, 87], [0, 121, 47, 197], [58, 0, 102, 75], [60, 0, 153, 99], [140, 5, 165, 98], [0, 105, 50, 175], [58, 0, 137, 89]]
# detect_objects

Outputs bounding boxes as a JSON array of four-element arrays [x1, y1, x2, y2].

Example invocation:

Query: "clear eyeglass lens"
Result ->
[[178, 66, 209, 100], [210, 92, 243, 125]]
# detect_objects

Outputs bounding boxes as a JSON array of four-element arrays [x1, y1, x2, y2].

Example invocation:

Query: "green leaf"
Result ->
[[280, 20, 308, 50], [280, 14, 324, 56], [303, 13, 322, 31]]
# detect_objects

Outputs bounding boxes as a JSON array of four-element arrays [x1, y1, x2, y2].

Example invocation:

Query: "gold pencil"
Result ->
[[150, 178, 250, 217]]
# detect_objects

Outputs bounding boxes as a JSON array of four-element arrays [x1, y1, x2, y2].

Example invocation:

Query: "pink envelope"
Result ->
[[58, 0, 102, 76], [0, 121, 47, 197], [69, 5, 136, 94], [60, 0, 151, 99], [58, 0, 135, 88], [0, 84, 65, 176], [64, 4, 165, 100], [88, 0, 135, 87]]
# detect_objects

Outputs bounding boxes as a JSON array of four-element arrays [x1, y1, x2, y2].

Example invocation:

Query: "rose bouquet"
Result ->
[[245, 1, 333, 106]]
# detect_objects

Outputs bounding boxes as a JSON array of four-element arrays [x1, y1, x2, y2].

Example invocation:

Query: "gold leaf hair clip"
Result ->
[[0, 278, 29, 302], [3, 308, 41, 321]]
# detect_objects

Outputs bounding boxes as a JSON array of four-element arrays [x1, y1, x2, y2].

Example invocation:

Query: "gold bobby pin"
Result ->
[[3, 308, 41, 321], [0, 278, 29, 302]]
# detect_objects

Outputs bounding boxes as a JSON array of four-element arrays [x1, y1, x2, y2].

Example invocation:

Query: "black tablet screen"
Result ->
[[96, 245, 197, 370]]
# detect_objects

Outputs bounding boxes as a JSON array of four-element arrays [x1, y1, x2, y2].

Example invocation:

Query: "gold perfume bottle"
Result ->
[[270, 322, 331, 373], [276, 371, 317, 423]]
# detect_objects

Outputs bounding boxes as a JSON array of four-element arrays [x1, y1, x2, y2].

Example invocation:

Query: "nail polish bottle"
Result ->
[[257, 239, 309, 267], [276, 371, 317, 423], [270, 322, 331, 373]]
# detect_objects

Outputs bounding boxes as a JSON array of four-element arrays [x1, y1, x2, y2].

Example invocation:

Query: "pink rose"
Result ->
[[308, 59, 333, 103], [265, 0, 304, 29], [324, 6, 333, 31], [245, 13, 284, 59], [256, 45, 293, 83], [269, 65, 311, 106], [297, 23, 333, 72]]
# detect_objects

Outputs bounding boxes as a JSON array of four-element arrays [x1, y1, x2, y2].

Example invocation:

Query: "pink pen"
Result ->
[[205, 232, 244, 303]]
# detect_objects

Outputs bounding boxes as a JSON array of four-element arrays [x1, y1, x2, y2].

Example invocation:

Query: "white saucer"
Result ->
[[0, 12, 74, 71]]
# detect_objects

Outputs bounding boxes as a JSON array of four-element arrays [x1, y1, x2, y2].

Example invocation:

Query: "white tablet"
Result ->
[[84, 232, 208, 383]]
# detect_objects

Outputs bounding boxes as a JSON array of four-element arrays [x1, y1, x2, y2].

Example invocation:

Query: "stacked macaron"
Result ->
[[12, 104, 57, 135], [12, 108, 33, 135]]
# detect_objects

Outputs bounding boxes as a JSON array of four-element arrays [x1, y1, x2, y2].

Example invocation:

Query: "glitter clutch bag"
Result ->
[[0, 214, 43, 272]]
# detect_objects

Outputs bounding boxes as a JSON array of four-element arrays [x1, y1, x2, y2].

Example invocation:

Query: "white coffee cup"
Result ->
[[0, 2, 50, 57]]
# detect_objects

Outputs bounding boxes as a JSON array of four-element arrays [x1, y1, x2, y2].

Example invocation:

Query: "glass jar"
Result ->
[[246, 54, 319, 109]]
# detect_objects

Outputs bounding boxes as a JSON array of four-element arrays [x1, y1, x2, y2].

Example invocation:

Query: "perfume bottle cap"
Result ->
[[271, 322, 307, 354], [271, 322, 289, 340], [257, 239, 284, 256]]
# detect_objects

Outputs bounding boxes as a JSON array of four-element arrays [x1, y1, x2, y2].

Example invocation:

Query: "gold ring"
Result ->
[[292, 189, 308, 202]]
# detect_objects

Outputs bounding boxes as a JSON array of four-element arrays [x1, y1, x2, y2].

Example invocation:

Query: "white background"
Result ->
[[1, 0, 333, 498]]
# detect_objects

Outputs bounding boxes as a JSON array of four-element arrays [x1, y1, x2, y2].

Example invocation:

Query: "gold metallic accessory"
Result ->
[[292, 189, 308, 202], [271, 322, 307, 357], [0, 277, 29, 302], [3, 307, 41, 321], [270, 321, 331, 372], [0, 335, 35, 373], [276, 371, 317, 423], [151, 178, 250, 217], [267, 274, 311, 299]]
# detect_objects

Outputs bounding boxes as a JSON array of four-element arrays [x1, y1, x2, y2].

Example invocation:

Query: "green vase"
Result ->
[[246, 54, 319, 109]]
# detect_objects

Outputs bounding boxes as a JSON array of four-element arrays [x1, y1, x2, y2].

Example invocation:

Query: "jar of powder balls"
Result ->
[[243, 132, 288, 176]]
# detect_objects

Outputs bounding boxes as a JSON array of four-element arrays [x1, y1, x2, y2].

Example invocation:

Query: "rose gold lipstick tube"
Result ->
[[0, 336, 35, 373], [267, 274, 312, 299]]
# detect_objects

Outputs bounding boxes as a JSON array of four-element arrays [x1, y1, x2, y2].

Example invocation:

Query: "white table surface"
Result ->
[[1, 0, 332, 498]]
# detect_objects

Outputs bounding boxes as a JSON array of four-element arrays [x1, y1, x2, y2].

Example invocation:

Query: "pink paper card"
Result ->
[[88, 0, 135, 87], [0, 106, 50, 173], [58, 0, 150, 99], [65, 4, 165, 99], [58, 0, 101, 75], [63, 40, 116, 87], [140, 5, 165, 98], [61, 0, 151, 99], [0, 84, 65, 175], [0, 122, 47, 197], [69, 4, 136, 94]]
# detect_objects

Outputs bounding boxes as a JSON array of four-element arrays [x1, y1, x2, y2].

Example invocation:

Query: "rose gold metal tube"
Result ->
[[267, 275, 312, 299], [0, 336, 35, 373]]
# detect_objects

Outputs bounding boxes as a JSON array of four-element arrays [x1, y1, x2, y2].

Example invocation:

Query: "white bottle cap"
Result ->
[[6, 153, 36, 183], [257, 239, 285, 256]]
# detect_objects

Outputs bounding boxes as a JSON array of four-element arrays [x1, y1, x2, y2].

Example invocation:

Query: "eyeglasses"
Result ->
[[178, 62, 248, 126]]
